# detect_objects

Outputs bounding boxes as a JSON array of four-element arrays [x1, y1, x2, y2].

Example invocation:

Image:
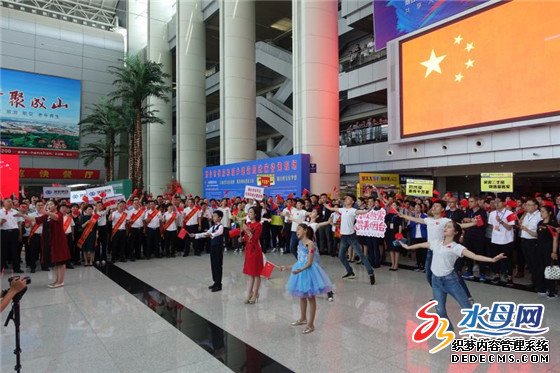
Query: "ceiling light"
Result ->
[[270, 17, 292, 32]]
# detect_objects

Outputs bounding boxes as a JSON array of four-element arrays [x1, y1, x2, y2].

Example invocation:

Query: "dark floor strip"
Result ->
[[99, 263, 293, 373]]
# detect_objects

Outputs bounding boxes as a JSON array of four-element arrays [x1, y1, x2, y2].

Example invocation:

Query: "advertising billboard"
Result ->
[[399, 1, 560, 137], [373, 0, 487, 51], [203, 154, 311, 200], [0, 68, 81, 158]]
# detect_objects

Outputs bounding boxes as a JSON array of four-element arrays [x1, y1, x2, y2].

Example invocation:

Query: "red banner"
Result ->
[[0, 154, 20, 198], [20, 168, 100, 180], [1, 147, 79, 158]]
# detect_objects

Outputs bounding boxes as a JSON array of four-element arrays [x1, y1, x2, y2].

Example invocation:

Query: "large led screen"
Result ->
[[0, 69, 81, 158], [399, 1, 560, 138]]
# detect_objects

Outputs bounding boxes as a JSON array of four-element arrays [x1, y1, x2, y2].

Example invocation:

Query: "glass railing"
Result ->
[[339, 49, 387, 73], [340, 124, 388, 146]]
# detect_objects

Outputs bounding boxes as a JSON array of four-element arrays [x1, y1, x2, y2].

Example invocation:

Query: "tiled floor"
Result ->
[[2, 251, 559, 373]]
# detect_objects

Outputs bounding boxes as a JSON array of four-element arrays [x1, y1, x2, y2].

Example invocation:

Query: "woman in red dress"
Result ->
[[242, 206, 263, 304], [22, 200, 70, 288]]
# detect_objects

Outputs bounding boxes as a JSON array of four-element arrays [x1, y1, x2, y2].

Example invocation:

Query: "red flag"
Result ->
[[388, 207, 399, 215], [177, 228, 187, 240], [224, 190, 229, 196], [379, 188, 385, 196], [433, 189, 441, 196], [82, 196, 89, 203], [132, 189, 139, 197], [547, 225, 558, 238], [287, 193, 294, 199], [302, 188, 309, 196], [103, 201, 112, 208], [474, 215, 484, 227], [229, 228, 241, 239], [127, 200, 133, 206], [261, 261, 275, 279], [176, 187, 182, 195], [460, 199, 469, 208], [99, 191, 107, 198], [394, 232, 404, 240], [506, 214, 518, 222], [93, 196, 101, 202]]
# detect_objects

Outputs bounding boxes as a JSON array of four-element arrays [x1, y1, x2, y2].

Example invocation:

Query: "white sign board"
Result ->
[[43, 186, 70, 199], [86, 185, 115, 199], [70, 190, 87, 203], [355, 208, 387, 238], [244, 185, 264, 201]]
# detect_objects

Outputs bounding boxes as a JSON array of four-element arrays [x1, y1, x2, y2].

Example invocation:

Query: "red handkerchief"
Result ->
[[506, 214, 518, 222]]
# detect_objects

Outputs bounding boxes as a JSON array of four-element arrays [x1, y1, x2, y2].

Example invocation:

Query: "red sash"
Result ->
[[63, 216, 73, 233], [183, 207, 200, 226], [77, 215, 99, 249], [145, 209, 160, 225], [30, 221, 42, 236], [162, 212, 177, 232], [129, 207, 146, 226], [111, 212, 127, 238]]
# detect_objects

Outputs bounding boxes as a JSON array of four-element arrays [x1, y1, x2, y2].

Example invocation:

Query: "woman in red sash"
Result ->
[[21, 200, 70, 288]]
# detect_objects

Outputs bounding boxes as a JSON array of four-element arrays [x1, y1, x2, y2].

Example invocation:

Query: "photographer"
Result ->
[[1, 277, 27, 313]]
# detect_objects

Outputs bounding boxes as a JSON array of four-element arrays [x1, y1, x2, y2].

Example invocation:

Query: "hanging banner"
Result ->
[[244, 186, 264, 201], [358, 173, 400, 197], [355, 209, 387, 238], [480, 173, 513, 193], [19, 168, 100, 180], [406, 179, 433, 197], [42, 186, 71, 198], [70, 190, 87, 203], [85, 185, 115, 199]]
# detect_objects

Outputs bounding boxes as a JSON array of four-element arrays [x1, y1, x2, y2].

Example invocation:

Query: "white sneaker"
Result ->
[[101, 260, 106, 266], [95, 261, 100, 266]]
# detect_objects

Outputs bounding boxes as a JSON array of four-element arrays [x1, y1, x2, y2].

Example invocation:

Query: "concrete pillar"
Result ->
[[219, 0, 256, 164], [292, 0, 340, 192], [146, 0, 174, 194], [176, 0, 206, 196], [266, 137, 275, 152]]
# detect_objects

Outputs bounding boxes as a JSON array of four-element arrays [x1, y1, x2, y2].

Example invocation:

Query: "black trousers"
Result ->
[[1, 229, 20, 271], [65, 234, 74, 262], [111, 230, 127, 261], [210, 244, 223, 287], [223, 227, 231, 249], [317, 225, 333, 255], [129, 228, 143, 259], [28, 234, 42, 270], [412, 238, 428, 269], [145, 228, 160, 258], [489, 242, 514, 276], [184, 225, 199, 256], [96, 225, 108, 262], [459, 236, 487, 275], [521, 238, 539, 289], [164, 230, 177, 255]]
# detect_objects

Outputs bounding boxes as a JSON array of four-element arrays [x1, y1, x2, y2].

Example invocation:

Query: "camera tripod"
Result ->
[[4, 287, 27, 373]]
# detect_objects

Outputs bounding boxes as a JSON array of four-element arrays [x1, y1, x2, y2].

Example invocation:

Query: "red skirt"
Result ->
[[243, 243, 263, 276]]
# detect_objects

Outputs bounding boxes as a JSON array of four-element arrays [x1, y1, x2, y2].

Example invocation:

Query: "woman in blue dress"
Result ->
[[281, 224, 333, 334]]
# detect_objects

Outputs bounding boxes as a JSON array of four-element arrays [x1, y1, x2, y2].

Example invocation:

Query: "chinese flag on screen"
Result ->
[[0, 154, 20, 199], [400, 1, 560, 136]]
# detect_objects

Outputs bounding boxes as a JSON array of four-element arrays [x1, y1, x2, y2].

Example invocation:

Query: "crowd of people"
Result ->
[[1, 188, 559, 331], [340, 117, 388, 146]]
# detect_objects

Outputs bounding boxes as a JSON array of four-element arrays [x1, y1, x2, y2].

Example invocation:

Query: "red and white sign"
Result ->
[[70, 190, 87, 203], [0, 154, 20, 198], [355, 209, 387, 238], [244, 185, 264, 201], [86, 186, 114, 200]]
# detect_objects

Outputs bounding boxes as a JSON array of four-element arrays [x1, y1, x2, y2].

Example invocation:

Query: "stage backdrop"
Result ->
[[203, 154, 311, 200], [373, 0, 488, 51], [0, 68, 81, 158]]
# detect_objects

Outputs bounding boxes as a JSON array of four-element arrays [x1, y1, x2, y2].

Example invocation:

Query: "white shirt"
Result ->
[[282, 207, 292, 223], [339, 207, 358, 235], [331, 212, 340, 232], [430, 241, 465, 277], [519, 210, 541, 240], [424, 217, 451, 243], [144, 209, 161, 229], [96, 210, 107, 226], [111, 211, 129, 230], [128, 207, 145, 229], [0, 208, 20, 230], [163, 211, 178, 231], [183, 207, 201, 226], [201, 209, 213, 221], [217, 207, 231, 227], [290, 208, 307, 232], [488, 209, 515, 245], [29, 211, 44, 234], [415, 223, 423, 239], [63, 215, 75, 235], [195, 224, 224, 239]]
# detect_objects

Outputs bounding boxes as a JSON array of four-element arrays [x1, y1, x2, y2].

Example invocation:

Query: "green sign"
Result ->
[[107, 179, 133, 198]]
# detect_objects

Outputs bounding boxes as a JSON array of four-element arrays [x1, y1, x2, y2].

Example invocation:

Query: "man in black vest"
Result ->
[[192, 210, 224, 292]]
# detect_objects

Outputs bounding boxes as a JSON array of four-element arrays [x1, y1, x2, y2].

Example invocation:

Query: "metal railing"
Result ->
[[340, 124, 388, 146]]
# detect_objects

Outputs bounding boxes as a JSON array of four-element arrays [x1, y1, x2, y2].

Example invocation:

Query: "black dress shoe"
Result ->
[[30, 268, 36, 273], [211, 286, 222, 292], [66, 264, 74, 269], [208, 284, 216, 289]]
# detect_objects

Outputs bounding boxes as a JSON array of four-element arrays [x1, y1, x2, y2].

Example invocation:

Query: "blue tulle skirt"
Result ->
[[286, 261, 333, 298]]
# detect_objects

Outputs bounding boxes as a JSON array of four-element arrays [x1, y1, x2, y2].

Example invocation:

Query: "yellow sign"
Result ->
[[257, 174, 275, 187], [359, 173, 400, 187], [480, 173, 513, 192], [406, 179, 433, 197]]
